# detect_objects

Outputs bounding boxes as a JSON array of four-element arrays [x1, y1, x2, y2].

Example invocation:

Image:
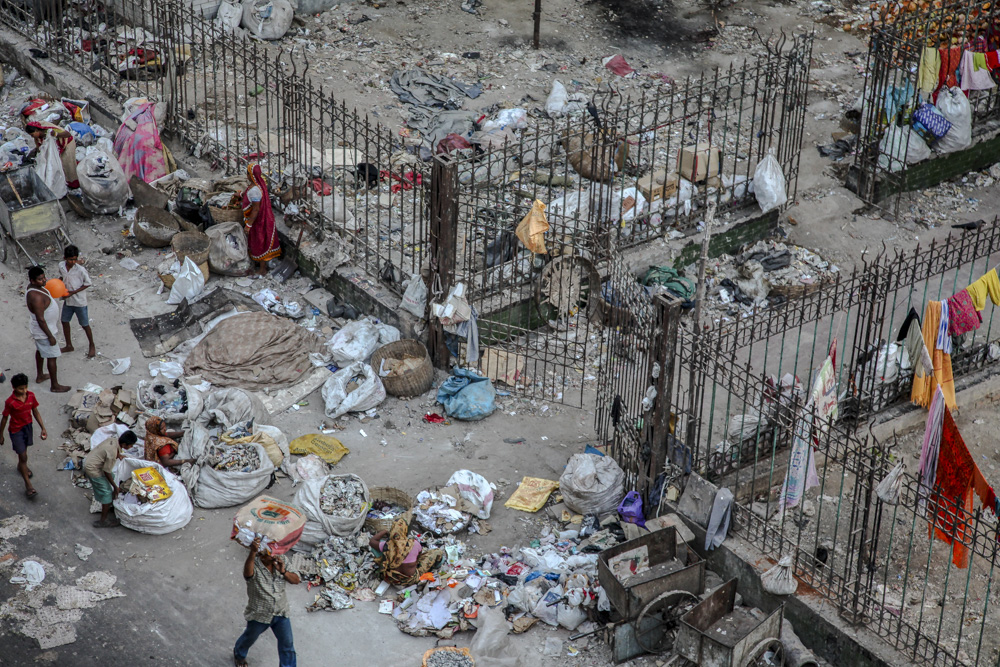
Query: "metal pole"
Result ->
[[533, 0, 541, 49], [692, 202, 716, 332]]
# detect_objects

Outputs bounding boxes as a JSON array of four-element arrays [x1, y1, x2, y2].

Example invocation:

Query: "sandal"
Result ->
[[25, 489, 37, 499]]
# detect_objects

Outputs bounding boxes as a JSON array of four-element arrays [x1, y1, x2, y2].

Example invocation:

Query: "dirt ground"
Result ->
[[0, 0, 998, 663]]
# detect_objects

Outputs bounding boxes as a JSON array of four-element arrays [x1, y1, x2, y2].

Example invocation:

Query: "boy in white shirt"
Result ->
[[59, 245, 96, 357]]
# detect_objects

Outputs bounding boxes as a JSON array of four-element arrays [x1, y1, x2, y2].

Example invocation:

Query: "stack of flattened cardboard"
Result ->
[[67, 386, 139, 433]]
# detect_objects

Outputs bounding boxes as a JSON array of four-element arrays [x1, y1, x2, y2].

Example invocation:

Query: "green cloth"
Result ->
[[641, 265, 696, 299]]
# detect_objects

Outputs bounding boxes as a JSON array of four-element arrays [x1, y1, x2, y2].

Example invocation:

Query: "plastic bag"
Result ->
[[753, 148, 787, 213], [470, 605, 523, 667], [293, 453, 330, 484], [166, 256, 206, 305], [761, 555, 798, 595], [876, 461, 905, 505], [446, 470, 494, 520], [482, 108, 528, 132], [878, 124, 931, 173], [193, 442, 275, 509], [78, 149, 130, 214], [559, 453, 626, 515], [205, 221, 250, 276], [610, 187, 647, 222], [328, 318, 380, 364], [401, 274, 428, 318], [617, 490, 645, 527], [241, 0, 293, 39], [515, 199, 549, 254], [532, 586, 563, 626], [935, 87, 972, 153], [728, 410, 767, 441], [112, 458, 193, 535], [34, 133, 67, 199], [437, 368, 496, 421], [321, 361, 386, 419], [294, 473, 371, 546], [148, 360, 184, 379]]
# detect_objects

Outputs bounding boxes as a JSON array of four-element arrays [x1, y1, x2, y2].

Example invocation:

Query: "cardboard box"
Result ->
[[678, 143, 721, 182], [637, 169, 679, 202]]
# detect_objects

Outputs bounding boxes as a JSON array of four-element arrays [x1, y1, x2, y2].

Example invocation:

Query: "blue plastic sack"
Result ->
[[437, 368, 496, 421], [618, 490, 646, 528]]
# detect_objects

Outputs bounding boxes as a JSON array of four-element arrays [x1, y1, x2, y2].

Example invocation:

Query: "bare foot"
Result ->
[[87, 347, 96, 358], [60, 345, 74, 353], [234, 657, 249, 667], [50, 384, 71, 393], [35, 374, 50, 383], [25, 488, 37, 499]]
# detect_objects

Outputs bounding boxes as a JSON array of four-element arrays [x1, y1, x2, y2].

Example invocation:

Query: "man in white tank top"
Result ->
[[25, 266, 70, 393]]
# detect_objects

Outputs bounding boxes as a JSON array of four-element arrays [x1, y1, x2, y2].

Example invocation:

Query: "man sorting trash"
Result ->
[[84, 430, 137, 528], [234, 535, 299, 667]]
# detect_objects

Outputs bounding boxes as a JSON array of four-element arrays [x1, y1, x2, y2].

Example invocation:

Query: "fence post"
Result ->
[[644, 293, 684, 501], [427, 155, 458, 369]]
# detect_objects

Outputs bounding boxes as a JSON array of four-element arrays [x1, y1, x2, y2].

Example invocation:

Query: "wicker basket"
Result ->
[[363, 486, 414, 535], [369, 339, 434, 397], [134, 207, 180, 248], [209, 204, 243, 224], [171, 231, 211, 266]]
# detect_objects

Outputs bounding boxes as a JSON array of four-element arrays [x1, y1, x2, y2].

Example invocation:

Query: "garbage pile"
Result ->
[[205, 443, 262, 473], [367, 498, 410, 525], [136, 380, 188, 424], [413, 470, 495, 536], [319, 476, 368, 518], [304, 532, 378, 611], [695, 240, 841, 322], [67, 385, 139, 433]]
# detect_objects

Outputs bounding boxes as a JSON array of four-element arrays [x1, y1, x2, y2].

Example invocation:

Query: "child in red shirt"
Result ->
[[0, 373, 48, 498]]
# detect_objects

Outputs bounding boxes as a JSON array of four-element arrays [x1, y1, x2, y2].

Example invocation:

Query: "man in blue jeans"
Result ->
[[235, 536, 299, 667]]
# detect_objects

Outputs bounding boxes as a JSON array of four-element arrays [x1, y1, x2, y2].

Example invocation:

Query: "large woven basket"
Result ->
[[134, 207, 180, 248], [363, 486, 414, 535], [422, 647, 474, 667], [209, 204, 243, 224], [171, 231, 211, 266], [369, 339, 433, 397]]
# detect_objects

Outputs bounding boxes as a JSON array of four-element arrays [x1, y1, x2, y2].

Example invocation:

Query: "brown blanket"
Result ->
[[185, 312, 325, 390]]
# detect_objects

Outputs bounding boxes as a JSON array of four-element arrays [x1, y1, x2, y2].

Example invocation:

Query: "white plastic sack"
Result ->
[[78, 149, 129, 214], [876, 461, 905, 505], [148, 360, 184, 379], [533, 586, 564, 626], [112, 458, 193, 535], [321, 361, 386, 419], [293, 453, 329, 485], [294, 473, 370, 546], [188, 386, 270, 430], [470, 605, 524, 667], [316, 192, 355, 225], [193, 442, 274, 509], [205, 221, 250, 276], [728, 410, 767, 441], [166, 256, 206, 305], [761, 555, 798, 595], [559, 453, 626, 516], [376, 322, 401, 346], [401, 274, 427, 318], [753, 148, 787, 213], [610, 186, 647, 222], [935, 87, 972, 154], [864, 342, 903, 385], [215, 0, 245, 35], [482, 108, 528, 132], [878, 125, 931, 173], [446, 470, 495, 520], [327, 319, 380, 364], [241, 0, 293, 40], [34, 133, 67, 199], [546, 80, 570, 117]]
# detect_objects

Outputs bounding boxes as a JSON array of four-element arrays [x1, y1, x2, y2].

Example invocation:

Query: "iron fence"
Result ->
[[0, 0, 427, 291], [855, 0, 1000, 210]]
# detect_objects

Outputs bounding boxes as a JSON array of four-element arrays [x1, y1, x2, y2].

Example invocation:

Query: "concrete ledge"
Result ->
[[668, 503, 908, 667]]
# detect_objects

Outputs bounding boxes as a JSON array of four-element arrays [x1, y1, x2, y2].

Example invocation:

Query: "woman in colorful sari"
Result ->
[[369, 518, 444, 586], [25, 121, 79, 188], [241, 164, 281, 276], [143, 415, 194, 471]]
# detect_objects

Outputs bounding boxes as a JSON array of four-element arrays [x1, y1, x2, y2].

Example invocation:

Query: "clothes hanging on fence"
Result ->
[[939, 47, 963, 90], [959, 50, 997, 92], [918, 387, 945, 512], [965, 269, 1000, 311], [929, 407, 980, 568], [911, 301, 956, 410], [987, 51, 1000, 71], [905, 320, 934, 378], [896, 307, 920, 342], [936, 299, 953, 354], [918, 47, 942, 93], [947, 289, 982, 337]]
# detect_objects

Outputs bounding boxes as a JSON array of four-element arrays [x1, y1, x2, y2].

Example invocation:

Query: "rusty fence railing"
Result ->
[[0, 0, 427, 292]]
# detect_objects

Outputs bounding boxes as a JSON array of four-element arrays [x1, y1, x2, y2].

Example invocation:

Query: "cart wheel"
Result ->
[[535, 255, 599, 321], [633, 589, 699, 654], [744, 637, 785, 667]]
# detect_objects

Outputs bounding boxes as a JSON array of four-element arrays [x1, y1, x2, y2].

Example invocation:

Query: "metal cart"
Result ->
[[0, 167, 71, 266], [597, 527, 706, 662], [675, 579, 785, 667]]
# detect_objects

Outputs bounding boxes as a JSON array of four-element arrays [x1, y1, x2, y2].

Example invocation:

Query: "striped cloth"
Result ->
[[936, 299, 952, 354]]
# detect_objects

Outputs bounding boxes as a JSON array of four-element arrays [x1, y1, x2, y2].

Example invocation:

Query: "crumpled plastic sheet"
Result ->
[[414, 489, 471, 535], [10, 560, 45, 591]]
